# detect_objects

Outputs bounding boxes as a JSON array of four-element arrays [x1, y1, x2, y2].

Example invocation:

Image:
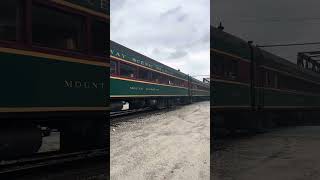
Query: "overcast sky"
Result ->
[[111, 0, 210, 80], [212, 0, 320, 63]]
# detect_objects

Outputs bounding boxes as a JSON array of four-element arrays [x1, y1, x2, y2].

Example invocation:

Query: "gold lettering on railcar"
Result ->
[[128, 86, 160, 92], [64, 80, 73, 88], [75, 81, 82, 88], [146, 88, 159, 91], [92, 82, 98, 88], [64, 80, 104, 89], [84, 82, 90, 88], [111, 48, 173, 75], [129, 86, 143, 91]]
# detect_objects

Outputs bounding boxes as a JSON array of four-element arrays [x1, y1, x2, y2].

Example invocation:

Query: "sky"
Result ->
[[111, 0, 210, 81], [212, 0, 320, 63]]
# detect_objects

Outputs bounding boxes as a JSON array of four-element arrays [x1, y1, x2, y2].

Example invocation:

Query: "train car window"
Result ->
[[177, 79, 181, 86], [0, 0, 19, 41], [177, 79, 183, 87], [231, 60, 238, 79], [265, 71, 271, 87], [151, 72, 161, 83], [282, 76, 290, 90], [183, 80, 187, 87], [278, 74, 286, 89], [184, 81, 189, 87], [224, 59, 238, 79], [265, 71, 268, 87], [159, 74, 167, 84], [110, 60, 117, 75], [213, 53, 238, 80], [265, 71, 277, 88], [168, 78, 174, 85], [120, 63, 136, 78], [92, 20, 107, 55], [32, 4, 85, 51], [181, 80, 186, 87], [193, 84, 198, 89], [172, 79, 176, 85], [138, 68, 150, 81], [274, 73, 278, 88], [213, 54, 223, 76], [174, 79, 179, 86]]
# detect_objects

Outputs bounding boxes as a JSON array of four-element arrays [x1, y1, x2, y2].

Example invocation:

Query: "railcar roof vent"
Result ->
[[203, 78, 210, 83], [297, 51, 320, 73], [218, 22, 224, 31]]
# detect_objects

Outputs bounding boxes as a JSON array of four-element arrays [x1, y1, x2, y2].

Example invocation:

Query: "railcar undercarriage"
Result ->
[[213, 110, 320, 136], [0, 113, 107, 160], [110, 97, 194, 112]]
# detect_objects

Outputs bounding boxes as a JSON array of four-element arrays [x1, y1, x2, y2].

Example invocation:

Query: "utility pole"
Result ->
[[248, 41, 255, 111], [188, 74, 192, 103]]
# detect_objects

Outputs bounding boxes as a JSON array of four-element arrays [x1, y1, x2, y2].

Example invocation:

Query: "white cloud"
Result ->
[[111, 0, 210, 81], [212, 0, 320, 62]]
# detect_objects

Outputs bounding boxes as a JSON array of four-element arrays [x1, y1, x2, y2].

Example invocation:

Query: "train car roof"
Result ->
[[211, 26, 251, 60], [110, 40, 208, 87], [212, 26, 320, 83], [66, 0, 109, 14], [259, 49, 320, 82]]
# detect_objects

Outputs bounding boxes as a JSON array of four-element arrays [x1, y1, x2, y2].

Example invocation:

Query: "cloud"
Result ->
[[212, 0, 320, 63], [110, 0, 126, 11], [167, 49, 188, 59], [111, 0, 210, 81], [160, 6, 182, 18]]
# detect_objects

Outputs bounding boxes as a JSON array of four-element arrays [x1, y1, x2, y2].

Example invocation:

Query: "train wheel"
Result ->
[[60, 120, 106, 152], [0, 123, 42, 159], [154, 98, 166, 109], [167, 99, 175, 108], [245, 112, 264, 133]]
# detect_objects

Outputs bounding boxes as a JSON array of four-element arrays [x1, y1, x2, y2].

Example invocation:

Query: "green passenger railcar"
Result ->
[[212, 25, 320, 132], [110, 41, 209, 110], [0, 0, 108, 158]]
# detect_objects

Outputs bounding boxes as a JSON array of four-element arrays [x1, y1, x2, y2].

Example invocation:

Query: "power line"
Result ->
[[240, 18, 320, 23], [191, 75, 210, 77], [216, 17, 320, 23], [257, 42, 320, 48]]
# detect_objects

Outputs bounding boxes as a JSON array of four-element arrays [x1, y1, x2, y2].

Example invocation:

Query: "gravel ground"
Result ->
[[9, 132, 107, 180], [110, 101, 210, 180], [213, 126, 320, 180], [39, 132, 60, 152]]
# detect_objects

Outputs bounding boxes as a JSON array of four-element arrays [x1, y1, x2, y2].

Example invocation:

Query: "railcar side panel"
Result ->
[[192, 89, 210, 97], [213, 81, 250, 106], [61, 0, 108, 13], [110, 77, 188, 97], [0, 51, 106, 108], [262, 89, 320, 108]]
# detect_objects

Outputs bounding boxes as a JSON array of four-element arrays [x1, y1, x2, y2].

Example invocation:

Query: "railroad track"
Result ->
[[0, 148, 108, 178], [110, 105, 190, 121], [110, 107, 153, 118], [109, 106, 187, 128]]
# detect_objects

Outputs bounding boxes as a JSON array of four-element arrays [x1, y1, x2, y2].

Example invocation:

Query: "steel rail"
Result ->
[[0, 149, 107, 176], [110, 107, 153, 118]]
